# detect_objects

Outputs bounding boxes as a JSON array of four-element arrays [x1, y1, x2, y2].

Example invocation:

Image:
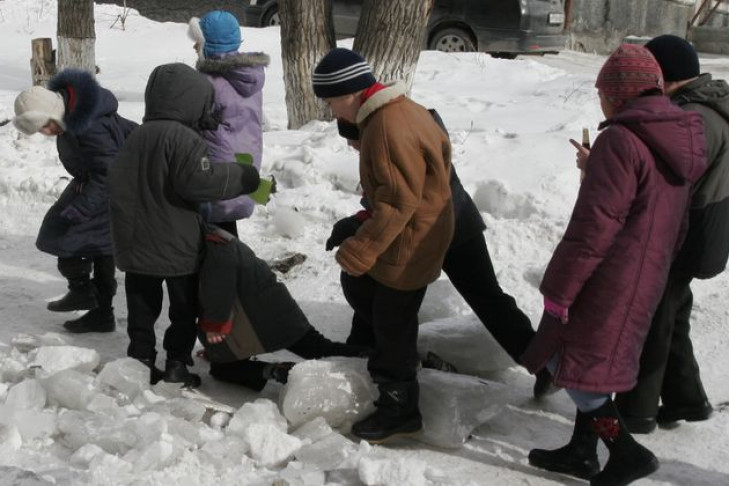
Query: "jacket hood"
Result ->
[[196, 52, 269, 97], [144, 63, 218, 130], [196, 52, 269, 75], [600, 95, 706, 184], [47, 69, 115, 134], [673, 73, 729, 123]]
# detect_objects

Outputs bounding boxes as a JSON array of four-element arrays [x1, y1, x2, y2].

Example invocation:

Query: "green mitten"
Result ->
[[249, 175, 277, 205], [235, 153, 254, 166]]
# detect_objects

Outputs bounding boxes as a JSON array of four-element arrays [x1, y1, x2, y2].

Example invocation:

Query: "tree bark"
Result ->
[[279, 0, 336, 128], [57, 0, 96, 73], [31, 38, 57, 86], [353, 0, 433, 91]]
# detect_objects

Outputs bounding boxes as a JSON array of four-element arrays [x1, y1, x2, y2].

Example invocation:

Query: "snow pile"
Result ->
[[1, 336, 498, 485]]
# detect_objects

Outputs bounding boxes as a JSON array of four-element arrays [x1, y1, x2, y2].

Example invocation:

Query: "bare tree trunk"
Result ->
[[57, 0, 96, 73], [353, 0, 433, 91], [31, 38, 57, 86], [279, 0, 336, 128]]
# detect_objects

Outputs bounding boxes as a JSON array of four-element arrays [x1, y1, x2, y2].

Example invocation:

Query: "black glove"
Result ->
[[325, 215, 361, 251]]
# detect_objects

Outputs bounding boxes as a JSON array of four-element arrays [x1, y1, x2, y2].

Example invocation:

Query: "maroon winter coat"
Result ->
[[521, 96, 707, 393]]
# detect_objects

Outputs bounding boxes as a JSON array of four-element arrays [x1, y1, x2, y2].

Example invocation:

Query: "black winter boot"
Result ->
[[588, 398, 659, 486], [63, 307, 116, 333], [529, 408, 600, 480], [47, 280, 98, 312], [137, 358, 164, 385], [351, 380, 422, 443], [63, 282, 116, 333], [164, 360, 202, 388], [48, 257, 99, 312]]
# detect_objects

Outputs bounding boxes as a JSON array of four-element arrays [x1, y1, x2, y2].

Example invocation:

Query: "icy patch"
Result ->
[[5, 378, 46, 410], [281, 359, 503, 448], [419, 369, 504, 448], [280, 358, 378, 429], [418, 316, 514, 374], [294, 432, 358, 470], [10, 332, 68, 352], [228, 398, 288, 435], [30, 345, 100, 378], [243, 422, 302, 467], [41, 369, 97, 410], [359, 457, 433, 486], [96, 357, 151, 399]]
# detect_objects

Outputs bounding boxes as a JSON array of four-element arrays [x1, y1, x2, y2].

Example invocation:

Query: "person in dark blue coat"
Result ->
[[13, 70, 137, 333]]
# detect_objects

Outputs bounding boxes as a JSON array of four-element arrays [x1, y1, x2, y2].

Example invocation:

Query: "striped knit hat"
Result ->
[[595, 43, 664, 110], [312, 48, 376, 98]]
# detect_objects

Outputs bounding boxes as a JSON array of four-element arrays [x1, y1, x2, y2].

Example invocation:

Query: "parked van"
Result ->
[[243, 0, 567, 58]]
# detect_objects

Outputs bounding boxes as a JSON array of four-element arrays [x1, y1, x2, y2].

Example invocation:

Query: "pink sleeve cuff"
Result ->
[[544, 296, 568, 323]]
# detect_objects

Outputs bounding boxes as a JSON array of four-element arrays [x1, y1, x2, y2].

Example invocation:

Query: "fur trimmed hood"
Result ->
[[47, 69, 116, 135], [196, 52, 270, 75], [356, 81, 407, 124]]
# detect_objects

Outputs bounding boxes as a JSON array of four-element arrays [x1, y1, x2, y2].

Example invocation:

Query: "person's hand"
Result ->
[[325, 215, 361, 251], [206, 331, 226, 344], [544, 296, 569, 324], [569, 138, 591, 171]]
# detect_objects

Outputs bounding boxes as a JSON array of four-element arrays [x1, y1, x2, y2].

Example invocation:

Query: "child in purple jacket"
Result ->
[[188, 10, 269, 236], [521, 44, 707, 485]]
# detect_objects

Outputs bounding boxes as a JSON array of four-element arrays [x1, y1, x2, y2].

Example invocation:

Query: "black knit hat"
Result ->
[[644, 34, 700, 82], [312, 48, 376, 98]]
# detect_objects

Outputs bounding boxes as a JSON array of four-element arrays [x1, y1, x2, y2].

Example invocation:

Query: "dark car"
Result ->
[[243, 0, 567, 58]]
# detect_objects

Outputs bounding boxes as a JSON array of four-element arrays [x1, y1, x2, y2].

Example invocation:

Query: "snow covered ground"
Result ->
[[0, 1, 728, 485]]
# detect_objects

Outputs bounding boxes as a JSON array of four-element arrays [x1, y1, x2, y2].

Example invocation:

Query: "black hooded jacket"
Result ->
[[671, 74, 729, 279], [109, 63, 260, 276], [36, 69, 137, 258]]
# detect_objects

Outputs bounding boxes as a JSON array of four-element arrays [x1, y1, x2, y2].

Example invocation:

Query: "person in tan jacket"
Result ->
[[313, 48, 454, 443]]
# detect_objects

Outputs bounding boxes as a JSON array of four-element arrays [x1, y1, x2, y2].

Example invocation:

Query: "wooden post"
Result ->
[[30, 38, 57, 86]]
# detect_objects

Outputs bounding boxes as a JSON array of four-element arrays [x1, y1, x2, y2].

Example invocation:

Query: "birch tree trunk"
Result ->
[[57, 0, 96, 74], [280, 0, 336, 128], [353, 0, 433, 91]]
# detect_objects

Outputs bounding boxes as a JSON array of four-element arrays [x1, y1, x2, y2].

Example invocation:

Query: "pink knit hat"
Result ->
[[595, 44, 664, 110]]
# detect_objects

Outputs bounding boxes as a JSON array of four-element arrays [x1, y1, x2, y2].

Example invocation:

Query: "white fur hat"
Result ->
[[13, 86, 66, 135], [188, 17, 205, 60]]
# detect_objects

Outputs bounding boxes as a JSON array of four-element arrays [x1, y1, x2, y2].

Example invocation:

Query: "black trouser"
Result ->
[[57, 255, 117, 304], [341, 273, 425, 384], [125, 272, 199, 365], [208, 327, 369, 390], [442, 233, 535, 362], [346, 233, 535, 363], [615, 272, 708, 418]]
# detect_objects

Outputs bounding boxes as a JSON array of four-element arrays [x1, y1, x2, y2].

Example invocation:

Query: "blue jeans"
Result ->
[[547, 354, 609, 412]]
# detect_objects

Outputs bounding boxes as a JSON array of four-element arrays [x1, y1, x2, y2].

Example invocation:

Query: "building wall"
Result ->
[[567, 0, 694, 53]]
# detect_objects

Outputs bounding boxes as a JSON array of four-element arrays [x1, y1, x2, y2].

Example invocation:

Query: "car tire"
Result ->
[[428, 27, 476, 53], [262, 4, 281, 26]]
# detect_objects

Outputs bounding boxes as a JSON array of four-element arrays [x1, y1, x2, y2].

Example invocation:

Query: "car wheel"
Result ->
[[429, 27, 476, 53], [490, 52, 518, 60], [262, 5, 281, 26]]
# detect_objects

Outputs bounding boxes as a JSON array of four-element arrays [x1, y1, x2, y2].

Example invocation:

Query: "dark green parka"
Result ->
[[109, 63, 260, 276]]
